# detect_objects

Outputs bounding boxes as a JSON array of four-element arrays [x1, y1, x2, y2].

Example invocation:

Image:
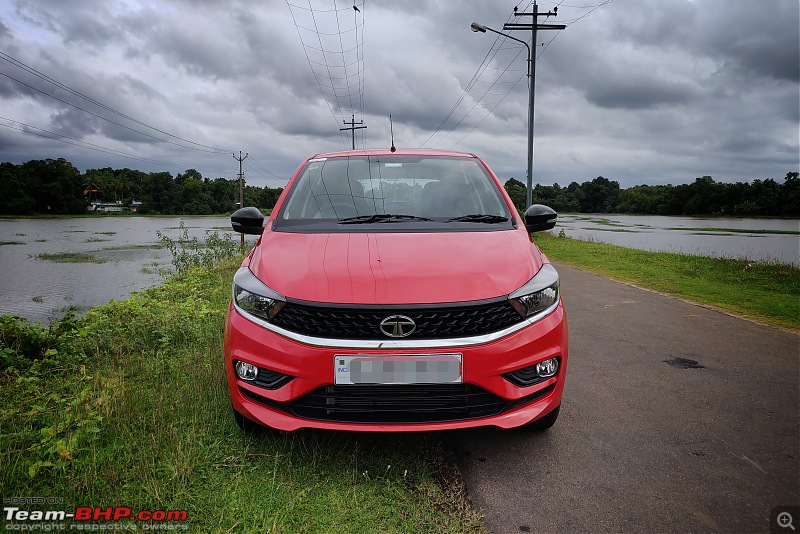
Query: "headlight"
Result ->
[[232, 267, 285, 322], [508, 264, 560, 318]]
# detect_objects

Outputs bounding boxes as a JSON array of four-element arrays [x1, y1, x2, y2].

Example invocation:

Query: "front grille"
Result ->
[[288, 384, 506, 423], [241, 383, 556, 424], [271, 300, 521, 340]]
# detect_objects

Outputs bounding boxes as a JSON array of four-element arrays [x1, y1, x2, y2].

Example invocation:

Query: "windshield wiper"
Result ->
[[447, 214, 509, 223], [338, 214, 433, 224]]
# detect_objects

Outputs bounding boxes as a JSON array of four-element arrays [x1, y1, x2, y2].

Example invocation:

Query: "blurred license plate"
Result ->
[[334, 354, 463, 385]]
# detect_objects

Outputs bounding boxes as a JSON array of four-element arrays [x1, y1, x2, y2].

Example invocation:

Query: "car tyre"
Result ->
[[523, 405, 560, 431]]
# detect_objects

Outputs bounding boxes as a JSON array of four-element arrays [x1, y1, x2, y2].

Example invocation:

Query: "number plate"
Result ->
[[334, 354, 463, 385]]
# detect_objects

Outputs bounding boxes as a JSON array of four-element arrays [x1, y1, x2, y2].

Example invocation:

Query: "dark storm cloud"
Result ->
[[0, 0, 796, 187], [585, 75, 697, 109], [691, 0, 799, 83], [14, 0, 118, 50], [0, 73, 41, 99], [608, 0, 800, 84], [49, 107, 99, 139]]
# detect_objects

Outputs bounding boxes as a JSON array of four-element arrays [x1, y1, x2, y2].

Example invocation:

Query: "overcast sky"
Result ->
[[1, 0, 798, 189]]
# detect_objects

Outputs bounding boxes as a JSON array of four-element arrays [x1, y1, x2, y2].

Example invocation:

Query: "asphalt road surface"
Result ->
[[453, 262, 799, 533]]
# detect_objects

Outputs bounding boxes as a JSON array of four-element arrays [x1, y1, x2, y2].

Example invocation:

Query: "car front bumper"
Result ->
[[224, 301, 568, 432]]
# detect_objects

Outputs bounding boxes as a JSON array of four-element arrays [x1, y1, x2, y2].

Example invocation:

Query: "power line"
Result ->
[[0, 52, 230, 153], [244, 156, 286, 184], [427, 1, 612, 151], [423, 10, 523, 148], [0, 71, 225, 154], [286, 0, 367, 148], [0, 117, 189, 168], [0, 117, 233, 177], [247, 156, 284, 180]]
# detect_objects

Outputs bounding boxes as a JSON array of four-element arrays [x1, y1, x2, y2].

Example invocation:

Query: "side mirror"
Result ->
[[524, 204, 557, 233], [231, 207, 265, 235]]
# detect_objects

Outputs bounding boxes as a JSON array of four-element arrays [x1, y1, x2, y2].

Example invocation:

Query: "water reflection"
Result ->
[[0, 216, 254, 322]]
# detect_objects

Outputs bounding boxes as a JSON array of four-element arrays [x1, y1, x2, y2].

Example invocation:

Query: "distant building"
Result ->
[[84, 188, 142, 212]]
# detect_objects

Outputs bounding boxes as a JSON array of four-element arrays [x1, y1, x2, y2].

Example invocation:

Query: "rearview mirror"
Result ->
[[524, 204, 557, 233], [231, 207, 265, 235]]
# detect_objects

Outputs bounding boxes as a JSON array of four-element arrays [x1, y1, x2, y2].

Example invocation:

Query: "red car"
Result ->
[[225, 148, 568, 432]]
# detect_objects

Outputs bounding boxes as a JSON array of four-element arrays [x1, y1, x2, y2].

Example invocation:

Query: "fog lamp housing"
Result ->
[[536, 358, 559, 378], [235, 361, 258, 381]]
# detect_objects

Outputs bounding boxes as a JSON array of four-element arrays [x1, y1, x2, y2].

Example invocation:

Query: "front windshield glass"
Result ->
[[277, 155, 510, 227]]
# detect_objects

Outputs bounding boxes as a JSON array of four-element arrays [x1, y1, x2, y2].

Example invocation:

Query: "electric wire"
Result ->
[[0, 52, 230, 153], [422, 39, 508, 147], [286, 0, 366, 148], [0, 117, 233, 177], [423, 9, 522, 148], [247, 155, 286, 182], [0, 72, 227, 155], [242, 159, 286, 188], [0, 117, 191, 169], [427, 0, 612, 149]]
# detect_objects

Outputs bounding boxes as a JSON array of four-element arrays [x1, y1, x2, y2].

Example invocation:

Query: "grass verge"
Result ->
[[38, 252, 107, 264], [535, 231, 800, 331], [0, 260, 483, 532]]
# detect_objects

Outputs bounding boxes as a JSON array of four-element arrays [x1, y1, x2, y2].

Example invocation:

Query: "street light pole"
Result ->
[[471, 22, 533, 208], [473, 6, 564, 209]]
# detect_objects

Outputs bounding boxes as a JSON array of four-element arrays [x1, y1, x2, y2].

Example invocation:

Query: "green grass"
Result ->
[[100, 244, 163, 251], [0, 261, 482, 533], [578, 227, 636, 233], [38, 245, 163, 263], [0, 240, 25, 246], [38, 252, 108, 264], [667, 227, 800, 235], [535, 231, 800, 331]]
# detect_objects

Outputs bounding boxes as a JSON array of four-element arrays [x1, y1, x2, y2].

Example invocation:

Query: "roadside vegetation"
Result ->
[[3, 216, 796, 531], [0, 232, 483, 533], [535, 231, 800, 331]]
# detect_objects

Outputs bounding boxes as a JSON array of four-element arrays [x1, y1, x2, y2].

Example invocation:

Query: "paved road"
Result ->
[[452, 263, 799, 533]]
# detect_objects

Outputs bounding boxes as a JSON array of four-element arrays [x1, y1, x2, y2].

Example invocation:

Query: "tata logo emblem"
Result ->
[[379, 315, 416, 338]]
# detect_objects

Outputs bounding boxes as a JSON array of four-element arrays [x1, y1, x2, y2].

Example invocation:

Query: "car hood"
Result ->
[[249, 229, 543, 305]]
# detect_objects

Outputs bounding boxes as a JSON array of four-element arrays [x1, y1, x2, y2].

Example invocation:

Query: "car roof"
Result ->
[[310, 148, 478, 159]]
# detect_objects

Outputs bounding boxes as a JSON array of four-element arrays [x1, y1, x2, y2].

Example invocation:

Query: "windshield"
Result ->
[[277, 155, 511, 229]]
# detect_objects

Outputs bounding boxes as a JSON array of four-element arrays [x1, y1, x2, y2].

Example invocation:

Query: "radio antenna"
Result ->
[[389, 115, 396, 153]]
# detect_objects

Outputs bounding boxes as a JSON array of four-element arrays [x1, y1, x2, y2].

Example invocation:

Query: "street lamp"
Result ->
[[471, 21, 535, 209]]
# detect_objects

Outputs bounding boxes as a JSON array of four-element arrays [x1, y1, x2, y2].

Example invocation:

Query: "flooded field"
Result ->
[[0, 214, 797, 322], [555, 214, 799, 266], [0, 216, 256, 322]]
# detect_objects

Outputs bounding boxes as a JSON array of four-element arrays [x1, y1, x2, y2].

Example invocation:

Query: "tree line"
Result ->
[[0, 159, 283, 215], [504, 173, 800, 216], [2, 158, 798, 217]]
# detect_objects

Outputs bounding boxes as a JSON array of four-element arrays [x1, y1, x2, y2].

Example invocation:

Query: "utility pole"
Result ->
[[233, 151, 248, 245], [340, 114, 367, 150], [503, 3, 565, 208]]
